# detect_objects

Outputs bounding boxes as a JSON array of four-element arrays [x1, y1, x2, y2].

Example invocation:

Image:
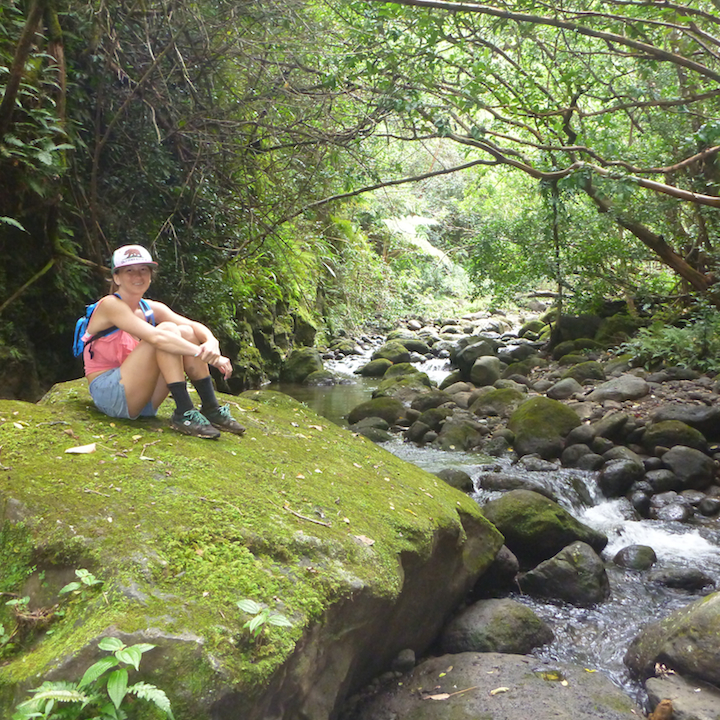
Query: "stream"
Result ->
[[268, 343, 720, 705]]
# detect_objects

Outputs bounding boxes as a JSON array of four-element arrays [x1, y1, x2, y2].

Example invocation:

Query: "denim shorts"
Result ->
[[89, 367, 156, 420]]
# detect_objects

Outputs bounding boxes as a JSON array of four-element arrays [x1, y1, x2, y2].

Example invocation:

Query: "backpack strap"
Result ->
[[84, 295, 155, 358]]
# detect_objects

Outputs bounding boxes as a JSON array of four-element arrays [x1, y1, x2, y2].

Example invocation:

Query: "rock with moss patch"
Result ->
[[371, 341, 411, 364], [470, 356, 503, 387], [355, 358, 393, 377], [482, 489, 607, 567], [304, 370, 341, 386], [384, 362, 421, 379], [372, 374, 432, 402], [596, 314, 642, 346], [470, 388, 526, 418], [411, 390, 453, 413], [348, 397, 405, 426], [508, 397, 581, 459], [562, 361, 606, 384], [280, 347, 324, 383], [435, 468, 474, 492], [642, 420, 708, 453], [433, 412, 487, 451]]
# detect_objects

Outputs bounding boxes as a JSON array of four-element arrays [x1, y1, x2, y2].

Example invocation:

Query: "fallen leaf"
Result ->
[[490, 687, 509, 696], [291, 422, 299, 427], [132, 434, 142, 441], [425, 693, 450, 701], [353, 462, 362, 468], [308, 425, 324, 431], [560, 680, 569, 686], [296, 473, 306, 479], [353, 535, 375, 546], [584, 668, 597, 673], [13, 422, 24, 429], [65, 443, 97, 454]]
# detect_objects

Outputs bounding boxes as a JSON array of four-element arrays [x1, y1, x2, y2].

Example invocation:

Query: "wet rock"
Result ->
[[372, 373, 432, 403], [648, 566, 715, 591], [517, 454, 559, 472], [410, 389, 453, 412], [355, 426, 394, 443], [613, 545, 657, 570], [586, 374, 649, 402], [661, 445, 716, 490], [405, 420, 432, 444], [280, 347, 324, 383], [645, 468, 680, 493], [508, 396, 581, 460], [603, 446, 643, 463], [518, 541, 610, 607], [598, 458, 645, 497], [371, 340, 412, 364], [347, 397, 405, 426], [699, 496, 720, 516], [470, 545, 519, 599], [643, 420, 708, 453], [440, 598, 553, 654], [561, 443, 593, 467], [656, 503, 694, 521], [390, 648, 416, 673], [565, 423, 596, 446], [304, 369, 341, 386], [645, 673, 720, 720], [592, 411, 630, 441], [651, 402, 720, 440], [482, 489, 607, 567], [454, 339, 499, 375], [625, 590, 720, 686], [349, 652, 641, 720], [354, 358, 393, 377], [435, 468, 473, 493], [477, 472, 557, 501], [433, 411, 487, 451], [577, 453, 605, 470], [631, 491, 652, 517]]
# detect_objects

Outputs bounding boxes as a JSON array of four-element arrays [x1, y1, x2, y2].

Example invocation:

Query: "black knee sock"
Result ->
[[168, 381, 194, 415], [193, 374, 219, 412]]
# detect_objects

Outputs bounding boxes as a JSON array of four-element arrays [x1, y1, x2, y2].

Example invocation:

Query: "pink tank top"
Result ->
[[84, 329, 139, 376]]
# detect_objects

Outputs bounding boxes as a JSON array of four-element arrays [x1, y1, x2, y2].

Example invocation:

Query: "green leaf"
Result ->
[[106, 668, 128, 709], [98, 637, 125, 653], [115, 647, 143, 671], [267, 613, 293, 628], [247, 614, 266, 634], [0, 216, 27, 232], [236, 598, 262, 614], [79, 657, 118, 688], [128, 682, 174, 718], [58, 581, 81, 594]]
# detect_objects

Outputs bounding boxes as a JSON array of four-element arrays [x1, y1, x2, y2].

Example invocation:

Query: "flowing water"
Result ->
[[269, 345, 720, 703]]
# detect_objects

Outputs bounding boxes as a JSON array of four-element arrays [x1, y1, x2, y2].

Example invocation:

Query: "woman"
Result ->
[[82, 244, 245, 439]]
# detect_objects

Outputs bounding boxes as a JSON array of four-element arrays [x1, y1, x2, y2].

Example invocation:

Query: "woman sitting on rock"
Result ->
[[81, 244, 244, 439]]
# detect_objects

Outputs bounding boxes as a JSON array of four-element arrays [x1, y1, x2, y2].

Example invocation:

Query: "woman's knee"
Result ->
[[156, 321, 183, 336], [177, 324, 197, 342]]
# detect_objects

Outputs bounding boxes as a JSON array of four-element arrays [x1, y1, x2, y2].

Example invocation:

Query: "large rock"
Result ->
[[347, 396, 405, 426], [0, 384, 505, 720], [470, 356, 503, 386], [625, 590, 720, 687], [643, 420, 708, 453], [371, 340, 411, 364], [652, 403, 720, 440], [433, 411, 487, 451], [518, 541, 611, 607], [645, 673, 720, 720], [661, 445, 716, 490], [482, 489, 607, 567], [586, 374, 649, 402], [350, 652, 642, 720], [508, 397, 581, 459], [280, 346, 324, 383], [470, 387, 525, 418], [439, 598, 553, 654]]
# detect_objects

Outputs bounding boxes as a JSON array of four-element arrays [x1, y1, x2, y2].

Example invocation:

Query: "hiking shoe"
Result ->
[[170, 408, 221, 439], [202, 404, 246, 435]]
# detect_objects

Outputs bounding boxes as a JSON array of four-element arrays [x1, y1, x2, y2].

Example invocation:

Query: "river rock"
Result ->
[[433, 411, 487, 451], [470, 387, 525, 417], [280, 347, 324, 383], [482, 489, 607, 567], [565, 423, 596, 446], [625, 590, 720, 686], [585, 374, 649, 402], [613, 545, 657, 570], [477, 472, 557, 501], [648, 566, 715, 591], [661, 445, 716, 490], [507, 396, 581, 460], [645, 468, 680, 493], [372, 373, 432, 402], [416, 406, 453, 432], [470, 356, 503, 386], [454, 339, 498, 375], [439, 598, 554, 654], [518, 541, 611, 607], [371, 340, 411, 364], [470, 544, 519, 598], [348, 652, 642, 720], [562, 360, 606, 383], [435, 468, 474, 492], [651, 403, 720, 440], [347, 397, 405, 426], [355, 358, 392, 377], [410, 389, 453, 412], [547, 377, 584, 400], [598, 458, 645, 497], [304, 369, 341, 386], [646, 673, 720, 720], [643, 420, 708, 453]]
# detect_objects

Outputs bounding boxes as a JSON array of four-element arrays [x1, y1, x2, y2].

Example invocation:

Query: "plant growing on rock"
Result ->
[[237, 598, 293, 643], [12, 636, 173, 720]]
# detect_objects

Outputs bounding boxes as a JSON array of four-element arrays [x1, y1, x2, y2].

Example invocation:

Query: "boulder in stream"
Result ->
[[507, 396, 581, 459]]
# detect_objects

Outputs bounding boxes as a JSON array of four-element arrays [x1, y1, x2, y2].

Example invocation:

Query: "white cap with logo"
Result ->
[[111, 245, 158, 271]]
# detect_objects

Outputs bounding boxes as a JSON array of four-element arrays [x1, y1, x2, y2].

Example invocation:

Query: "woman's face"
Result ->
[[115, 264, 152, 291]]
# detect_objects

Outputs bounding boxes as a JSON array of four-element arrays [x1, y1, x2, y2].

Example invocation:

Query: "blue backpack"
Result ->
[[73, 294, 155, 358]]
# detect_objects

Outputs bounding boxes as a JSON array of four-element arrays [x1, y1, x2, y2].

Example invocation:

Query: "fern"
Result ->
[[128, 682, 174, 718]]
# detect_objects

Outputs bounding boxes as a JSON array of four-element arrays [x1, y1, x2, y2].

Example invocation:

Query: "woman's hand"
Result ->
[[193, 340, 222, 365], [213, 356, 233, 379]]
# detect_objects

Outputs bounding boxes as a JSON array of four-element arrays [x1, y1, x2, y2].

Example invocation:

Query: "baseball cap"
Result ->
[[111, 245, 158, 271]]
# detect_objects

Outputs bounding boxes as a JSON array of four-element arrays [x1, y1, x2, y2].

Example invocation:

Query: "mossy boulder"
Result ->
[[519, 319, 546, 338], [470, 388, 525, 418], [371, 341, 411, 364], [410, 390, 453, 413], [372, 374, 432, 402], [355, 358, 393, 377], [625, 591, 720, 687], [596, 314, 642, 347], [562, 361, 605, 384], [469, 357, 502, 387], [507, 397, 581, 459], [383, 362, 421, 380], [279, 347, 324, 383], [482, 489, 608, 567], [642, 420, 708, 453], [433, 413, 487, 451], [347, 397, 405, 426], [0, 382, 503, 720], [558, 353, 588, 366]]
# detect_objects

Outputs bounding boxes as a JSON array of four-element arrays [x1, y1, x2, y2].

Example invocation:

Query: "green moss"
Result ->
[[0, 382, 491, 716]]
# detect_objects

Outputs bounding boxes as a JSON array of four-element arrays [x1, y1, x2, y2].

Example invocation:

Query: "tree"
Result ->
[[345, 0, 720, 296]]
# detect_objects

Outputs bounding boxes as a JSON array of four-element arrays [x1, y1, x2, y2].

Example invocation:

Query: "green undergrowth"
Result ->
[[0, 380, 486, 715]]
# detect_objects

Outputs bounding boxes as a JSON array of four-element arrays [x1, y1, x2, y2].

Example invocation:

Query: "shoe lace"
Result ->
[[184, 408, 211, 425]]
